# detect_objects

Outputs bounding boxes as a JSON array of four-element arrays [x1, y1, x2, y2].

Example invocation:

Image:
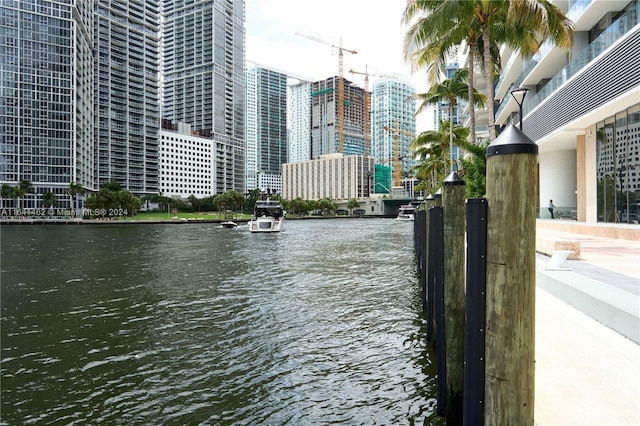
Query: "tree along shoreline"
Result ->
[[0, 214, 396, 225]]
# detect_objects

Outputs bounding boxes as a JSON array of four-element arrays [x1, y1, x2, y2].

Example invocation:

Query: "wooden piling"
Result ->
[[431, 205, 446, 417], [442, 172, 466, 425], [484, 125, 538, 425], [434, 187, 442, 206]]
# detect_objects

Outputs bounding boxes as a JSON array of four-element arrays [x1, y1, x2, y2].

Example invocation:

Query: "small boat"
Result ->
[[248, 199, 285, 233], [395, 201, 423, 221], [221, 221, 238, 228]]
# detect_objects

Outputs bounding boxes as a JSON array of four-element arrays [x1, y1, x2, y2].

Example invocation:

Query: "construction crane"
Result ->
[[383, 120, 416, 188], [296, 32, 357, 154], [349, 66, 396, 157]]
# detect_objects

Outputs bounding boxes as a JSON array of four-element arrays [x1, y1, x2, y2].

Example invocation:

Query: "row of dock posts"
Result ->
[[413, 125, 538, 425]]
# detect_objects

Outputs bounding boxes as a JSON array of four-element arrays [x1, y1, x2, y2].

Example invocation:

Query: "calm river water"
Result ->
[[1, 219, 440, 425]]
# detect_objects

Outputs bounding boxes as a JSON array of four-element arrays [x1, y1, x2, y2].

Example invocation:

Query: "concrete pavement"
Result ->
[[534, 224, 639, 425]]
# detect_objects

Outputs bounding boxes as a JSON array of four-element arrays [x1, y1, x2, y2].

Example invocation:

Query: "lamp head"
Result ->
[[510, 87, 529, 107]]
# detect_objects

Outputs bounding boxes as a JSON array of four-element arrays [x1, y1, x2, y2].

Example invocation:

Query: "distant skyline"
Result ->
[[245, 0, 435, 131]]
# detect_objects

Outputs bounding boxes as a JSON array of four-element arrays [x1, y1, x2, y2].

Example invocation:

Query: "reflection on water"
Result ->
[[1, 219, 441, 424]]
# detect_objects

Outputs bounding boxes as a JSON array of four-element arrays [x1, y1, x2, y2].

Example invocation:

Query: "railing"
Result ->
[[567, 0, 592, 23], [496, 1, 640, 119], [536, 206, 577, 220]]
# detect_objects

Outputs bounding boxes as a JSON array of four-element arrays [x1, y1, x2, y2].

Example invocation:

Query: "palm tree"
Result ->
[[101, 179, 121, 192], [415, 68, 485, 173], [117, 190, 142, 217], [477, 0, 573, 140], [188, 194, 200, 212], [14, 179, 34, 209], [1, 184, 15, 209], [215, 190, 246, 219], [403, 0, 573, 142], [227, 190, 246, 215], [413, 145, 445, 193], [66, 182, 85, 212], [411, 120, 470, 191], [96, 187, 118, 210], [404, 1, 496, 145], [463, 31, 482, 145], [42, 191, 56, 208], [287, 197, 312, 217], [403, 1, 465, 83], [403, 0, 488, 146], [347, 198, 360, 215], [317, 198, 337, 216]]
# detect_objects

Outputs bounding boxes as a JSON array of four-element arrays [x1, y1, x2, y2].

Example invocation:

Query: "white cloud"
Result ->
[[245, 0, 431, 103]]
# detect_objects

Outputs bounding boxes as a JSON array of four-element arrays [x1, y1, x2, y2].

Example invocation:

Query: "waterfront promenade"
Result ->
[[534, 224, 639, 425]]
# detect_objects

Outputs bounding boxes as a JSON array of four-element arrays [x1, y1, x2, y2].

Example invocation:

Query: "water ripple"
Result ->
[[1, 219, 441, 425]]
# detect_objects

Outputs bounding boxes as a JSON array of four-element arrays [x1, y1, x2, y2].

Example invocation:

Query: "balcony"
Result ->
[[495, 1, 639, 129]]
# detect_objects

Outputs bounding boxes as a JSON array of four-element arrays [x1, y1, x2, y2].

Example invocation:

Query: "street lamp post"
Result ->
[[510, 87, 530, 131]]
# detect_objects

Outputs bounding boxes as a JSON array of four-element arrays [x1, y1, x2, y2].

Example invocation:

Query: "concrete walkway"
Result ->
[[534, 228, 640, 425]]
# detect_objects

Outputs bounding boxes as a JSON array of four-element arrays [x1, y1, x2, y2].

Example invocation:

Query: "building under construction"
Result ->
[[310, 77, 366, 159]]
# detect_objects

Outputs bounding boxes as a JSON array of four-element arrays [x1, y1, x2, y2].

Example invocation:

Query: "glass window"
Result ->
[[596, 104, 640, 223]]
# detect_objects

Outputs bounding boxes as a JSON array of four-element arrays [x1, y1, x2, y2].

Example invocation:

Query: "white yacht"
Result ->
[[248, 200, 285, 233], [395, 204, 417, 221]]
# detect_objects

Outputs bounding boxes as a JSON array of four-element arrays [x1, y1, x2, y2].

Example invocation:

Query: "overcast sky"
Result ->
[[245, 0, 433, 129]]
